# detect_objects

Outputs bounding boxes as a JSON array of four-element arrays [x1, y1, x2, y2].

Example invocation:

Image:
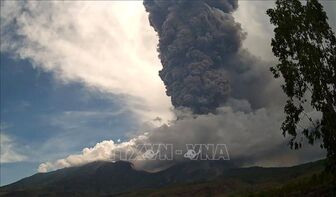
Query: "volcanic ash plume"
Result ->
[[143, 0, 257, 114]]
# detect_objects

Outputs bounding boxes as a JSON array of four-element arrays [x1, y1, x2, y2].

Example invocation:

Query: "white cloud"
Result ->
[[1, 1, 173, 122], [38, 137, 148, 172], [234, 1, 336, 61], [234, 1, 276, 61], [38, 140, 116, 172], [0, 133, 26, 163], [1, 1, 328, 172], [38, 104, 325, 172]]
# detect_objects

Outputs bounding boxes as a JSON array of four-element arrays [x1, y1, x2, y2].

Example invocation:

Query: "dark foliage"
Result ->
[[267, 0, 336, 175]]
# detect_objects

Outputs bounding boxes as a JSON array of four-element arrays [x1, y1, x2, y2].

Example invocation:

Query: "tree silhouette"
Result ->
[[267, 0, 336, 174]]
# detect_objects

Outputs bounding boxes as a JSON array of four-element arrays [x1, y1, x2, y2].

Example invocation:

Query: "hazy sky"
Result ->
[[1, 0, 335, 186]]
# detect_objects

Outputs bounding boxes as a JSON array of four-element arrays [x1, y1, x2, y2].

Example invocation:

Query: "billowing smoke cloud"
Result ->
[[38, 103, 325, 172], [0, 1, 326, 173], [143, 0, 273, 113], [37, 0, 325, 172]]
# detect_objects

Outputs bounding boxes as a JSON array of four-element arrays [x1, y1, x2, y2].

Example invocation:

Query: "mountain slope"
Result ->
[[1, 161, 161, 196], [0, 159, 331, 196]]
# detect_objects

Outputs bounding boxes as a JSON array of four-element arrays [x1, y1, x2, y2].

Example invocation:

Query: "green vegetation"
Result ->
[[1, 160, 333, 196], [118, 160, 335, 197], [119, 170, 335, 197], [266, 0, 336, 174], [247, 172, 335, 197]]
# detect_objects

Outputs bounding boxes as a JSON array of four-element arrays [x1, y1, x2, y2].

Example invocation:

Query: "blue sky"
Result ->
[[1, 54, 139, 185], [0, 1, 173, 186]]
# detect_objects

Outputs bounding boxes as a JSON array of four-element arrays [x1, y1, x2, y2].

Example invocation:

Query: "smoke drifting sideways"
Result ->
[[143, 0, 275, 114], [38, 105, 325, 172], [37, 1, 325, 172]]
